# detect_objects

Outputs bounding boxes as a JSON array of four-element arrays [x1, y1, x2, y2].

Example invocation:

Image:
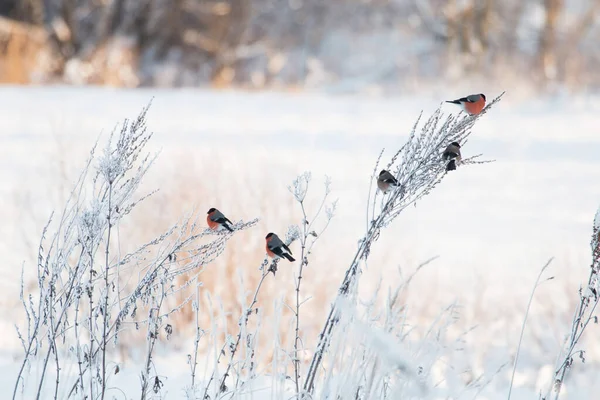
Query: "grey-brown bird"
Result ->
[[265, 232, 295, 262], [442, 142, 462, 171], [207, 208, 234, 232], [377, 170, 400, 193]]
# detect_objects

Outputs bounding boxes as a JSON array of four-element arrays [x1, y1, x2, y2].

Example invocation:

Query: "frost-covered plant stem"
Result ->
[[548, 210, 600, 399], [36, 245, 86, 399], [294, 193, 310, 395], [217, 265, 271, 395], [50, 289, 62, 400], [507, 258, 553, 400], [35, 245, 89, 399], [13, 220, 53, 400], [101, 182, 113, 400], [293, 250, 305, 395], [36, 294, 55, 400], [202, 342, 228, 399], [141, 278, 167, 399], [62, 222, 256, 398], [304, 94, 503, 394], [15, 104, 258, 399], [304, 205, 397, 394], [288, 174, 335, 397], [304, 220, 377, 394], [88, 243, 96, 400], [74, 282, 85, 396], [189, 282, 202, 390], [50, 273, 64, 400]]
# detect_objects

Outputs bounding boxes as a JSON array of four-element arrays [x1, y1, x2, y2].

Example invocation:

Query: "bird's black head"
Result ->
[[379, 170, 388, 176], [480, 94, 486, 101], [207, 208, 216, 214], [265, 232, 274, 239], [451, 141, 461, 148]]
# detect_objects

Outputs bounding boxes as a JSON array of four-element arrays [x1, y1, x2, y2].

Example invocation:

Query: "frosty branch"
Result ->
[[204, 226, 299, 398], [287, 173, 336, 397], [303, 93, 504, 395], [545, 206, 600, 399], [12, 104, 258, 399]]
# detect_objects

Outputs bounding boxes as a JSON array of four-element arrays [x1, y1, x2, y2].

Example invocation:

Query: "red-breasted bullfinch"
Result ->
[[446, 94, 486, 115], [265, 232, 295, 262], [207, 208, 234, 232], [442, 142, 462, 171]]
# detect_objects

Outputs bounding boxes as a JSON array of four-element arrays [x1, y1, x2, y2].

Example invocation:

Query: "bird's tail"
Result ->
[[445, 100, 460, 105], [223, 223, 234, 232], [446, 159, 457, 171], [283, 253, 296, 262]]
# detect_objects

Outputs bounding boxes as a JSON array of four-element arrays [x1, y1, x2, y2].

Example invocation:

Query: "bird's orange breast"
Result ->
[[465, 99, 485, 115], [207, 215, 219, 229]]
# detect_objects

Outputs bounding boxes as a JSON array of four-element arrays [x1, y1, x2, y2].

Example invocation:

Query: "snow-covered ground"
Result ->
[[1, 86, 600, 399]]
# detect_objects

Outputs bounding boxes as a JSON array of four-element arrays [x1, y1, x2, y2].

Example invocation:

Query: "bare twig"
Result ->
[[101, 182, 114, 400], [288, 174, 335, 397], [216, 264, 271, 395], [189, 281, 203, 391], [507, 258, 554, 400], [140, 275, 168, 399]]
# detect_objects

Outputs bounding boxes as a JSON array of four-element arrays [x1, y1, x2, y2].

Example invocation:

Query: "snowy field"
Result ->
[[1, 86, 600, 399]]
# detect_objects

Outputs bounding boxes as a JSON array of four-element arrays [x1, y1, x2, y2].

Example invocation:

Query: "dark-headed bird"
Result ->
[[377, 169, 400, 194], [207, 208, 234, 232], [265, 232, 295, 262], [446, 93, 486, 115], [442, 142, 462, 171]]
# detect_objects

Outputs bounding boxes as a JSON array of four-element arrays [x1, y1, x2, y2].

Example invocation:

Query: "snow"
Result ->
[[1, 87, 600, 399]]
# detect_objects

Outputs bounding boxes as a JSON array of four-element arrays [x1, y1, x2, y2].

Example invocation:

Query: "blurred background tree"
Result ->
[[0, 0, 599, 91]]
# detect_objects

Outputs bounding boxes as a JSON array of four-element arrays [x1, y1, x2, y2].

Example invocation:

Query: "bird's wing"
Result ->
[[387, 176, 399, 185], [210, 210, 224, 221], [212, 211, 233, 225], [270, 245, 285, 257], [282, 243, 292, 254], [465, 94, 480, 102], [381, 172, 397, 184], [442, 148, 459, 160], [267, 239, 280, 251]]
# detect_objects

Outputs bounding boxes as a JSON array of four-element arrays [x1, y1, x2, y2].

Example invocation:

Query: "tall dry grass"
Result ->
[[8, 97, 600, 398], [11, 136, 342, 371]]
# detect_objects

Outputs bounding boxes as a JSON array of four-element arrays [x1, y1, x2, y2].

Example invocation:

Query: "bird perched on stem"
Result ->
[[446, 94, 486, 115], [265, 232, 295, 262], [442, 142, 462, 171], [377, 170, 400, 194], [207, 208, 234, 232]]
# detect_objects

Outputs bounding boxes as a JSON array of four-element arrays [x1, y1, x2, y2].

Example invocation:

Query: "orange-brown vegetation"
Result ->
[[0, 16, 51, 84]]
